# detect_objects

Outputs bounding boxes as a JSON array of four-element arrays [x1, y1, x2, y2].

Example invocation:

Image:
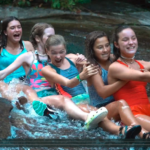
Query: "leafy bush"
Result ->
[[50, 0, 91, 10], [0, 0, 91, 10], [18, 0, 31, 7]]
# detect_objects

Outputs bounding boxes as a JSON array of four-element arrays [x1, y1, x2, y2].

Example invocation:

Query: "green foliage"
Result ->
[[52, 0, 61, 9], [0, 0, 91, 10], [51, 0, 91, 10], [18, 0, 31, 7], [75, 0, 91, 4]]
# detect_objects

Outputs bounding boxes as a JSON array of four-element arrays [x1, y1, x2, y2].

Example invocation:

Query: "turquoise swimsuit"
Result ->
[[0, 41, 27, 83], [88, 66, 114, 108], [50, 57, 90, 104]]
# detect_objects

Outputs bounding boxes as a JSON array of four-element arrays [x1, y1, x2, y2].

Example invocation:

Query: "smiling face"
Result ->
[[115, 28, 138, 58], [47, 44, 66, 67], [5, 20, 22, 43], [93, 36, 111, 62]]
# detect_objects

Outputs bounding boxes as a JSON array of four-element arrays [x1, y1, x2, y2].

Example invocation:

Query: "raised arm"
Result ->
[[42, 64, 99, 88], [66, 53, 87, 72], [0, 52, 33, 80], [88, 72, 126, 99]]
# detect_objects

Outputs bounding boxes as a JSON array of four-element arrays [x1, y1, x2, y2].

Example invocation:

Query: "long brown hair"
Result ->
[[30, 23, 54, 64], [0, 16, 23, 54], [85, 31, 110, 65]]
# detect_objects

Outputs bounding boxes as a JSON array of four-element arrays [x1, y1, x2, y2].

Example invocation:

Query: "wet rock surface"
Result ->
[[0, 98, 12, 139]]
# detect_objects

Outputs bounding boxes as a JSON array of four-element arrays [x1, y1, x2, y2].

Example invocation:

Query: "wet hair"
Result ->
[[30, 22, 54, 49], [45, 34, 66, 50], [0, 16, 23, 54], [113, 25, 134, 61], [30, 23, 54, 64], [85, 31, 110, 65]]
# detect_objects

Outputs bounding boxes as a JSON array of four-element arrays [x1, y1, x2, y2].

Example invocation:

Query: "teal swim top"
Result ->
[[0, 41, 27, 83], [50, 57, 86, 97], [88, 65, 114, 107]]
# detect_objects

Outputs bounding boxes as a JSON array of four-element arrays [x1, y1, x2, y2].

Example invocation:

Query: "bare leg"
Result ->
[[106, 100, 147, 138], [135, 115, 150, 132], [41, 96, 89, 121], [15, 84, 40, 102], [0, 81, 14, 100], [99, 117, 120, 135], [77, 103, 97, 113]]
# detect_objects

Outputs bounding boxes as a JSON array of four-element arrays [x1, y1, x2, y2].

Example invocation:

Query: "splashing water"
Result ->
[[0, 79, 128, 150]]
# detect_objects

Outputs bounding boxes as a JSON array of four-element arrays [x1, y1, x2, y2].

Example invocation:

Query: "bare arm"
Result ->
[[109, 62, 150, 83], [66, 53, 88, 72], [89, 72, 126, 99], [0, 52, 33, 80], [42, 65, 99, 88]]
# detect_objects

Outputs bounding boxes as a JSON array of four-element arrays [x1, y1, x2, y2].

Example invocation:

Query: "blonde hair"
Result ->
[[45, 34, 66, 50]]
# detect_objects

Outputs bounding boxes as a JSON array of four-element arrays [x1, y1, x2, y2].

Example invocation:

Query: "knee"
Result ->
[[22, 85, 35, 94], [119, 99, 129, 106], [56, 95, 66, 108]]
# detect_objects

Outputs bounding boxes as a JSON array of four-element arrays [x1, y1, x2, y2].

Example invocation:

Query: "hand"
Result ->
[[76, 53, 87, 63], [79, 64, 99, 80]]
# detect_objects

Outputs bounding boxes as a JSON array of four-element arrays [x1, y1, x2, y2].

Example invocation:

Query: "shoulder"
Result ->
[[42, 65, 56, 72], [66, 53, 77, 64], [137, 60, 150, 70], [138, 60, 149, 65], [23, 41, 34, 52], [109, 61, 125, 72], [19, 51, 33, 63]]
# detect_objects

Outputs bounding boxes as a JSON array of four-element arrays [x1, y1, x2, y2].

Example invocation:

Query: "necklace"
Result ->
[[35, 50, 47, 57], [120, 55, 135, 64], [120, 55, 135, 60]]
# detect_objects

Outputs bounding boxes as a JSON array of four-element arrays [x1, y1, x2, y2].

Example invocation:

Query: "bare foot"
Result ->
[[15, 96, 29, 113], [18, 96, 28, 105]]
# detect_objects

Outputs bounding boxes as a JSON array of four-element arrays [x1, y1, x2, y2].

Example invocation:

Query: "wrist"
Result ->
[[75, 74, 83, 82]]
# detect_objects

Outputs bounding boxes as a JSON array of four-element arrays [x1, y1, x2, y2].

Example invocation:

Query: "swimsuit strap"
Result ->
[[117, 60, 128, 66], [134, 60, 144, 70], [117, 59, 145, 70]]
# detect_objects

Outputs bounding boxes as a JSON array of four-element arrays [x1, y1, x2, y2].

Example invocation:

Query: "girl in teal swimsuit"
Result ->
[[0, 22, 110, 131], [0, 16, 35, 102]]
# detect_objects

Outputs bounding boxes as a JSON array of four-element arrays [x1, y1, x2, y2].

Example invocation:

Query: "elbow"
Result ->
[[101, 94, 107, 99], [102, 95, 108, 99], [0, 73, 6, 80], [97, 91, 108, 99]]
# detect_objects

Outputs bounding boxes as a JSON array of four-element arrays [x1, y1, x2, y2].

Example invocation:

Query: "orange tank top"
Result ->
[[113, 60, 149, 106]]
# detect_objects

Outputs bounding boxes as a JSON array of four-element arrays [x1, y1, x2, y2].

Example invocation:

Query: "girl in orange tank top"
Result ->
[[109, 25, 150, 138]]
